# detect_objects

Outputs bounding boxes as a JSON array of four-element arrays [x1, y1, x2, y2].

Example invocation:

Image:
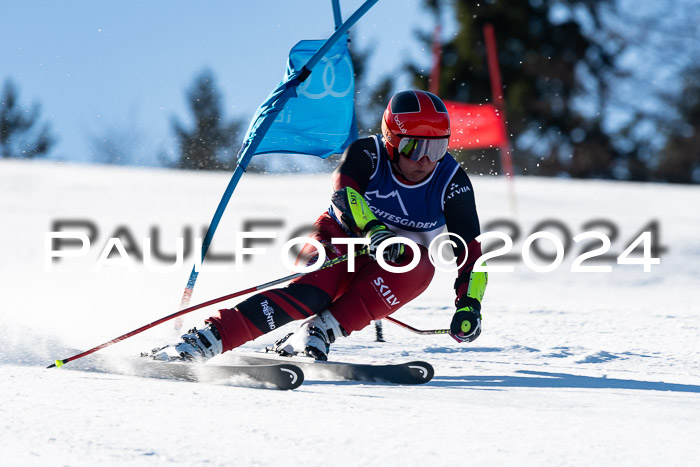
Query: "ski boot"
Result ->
[[148, 324, 223, 362], [272, 310, 346, 361]]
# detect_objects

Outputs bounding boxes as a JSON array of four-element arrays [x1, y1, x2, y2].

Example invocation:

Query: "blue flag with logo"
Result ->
[[252, 36, 357, 159], [176, 0, 378, 313]]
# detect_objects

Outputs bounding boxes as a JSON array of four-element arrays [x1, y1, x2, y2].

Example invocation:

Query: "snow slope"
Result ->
[[1, 159, 699, 466]]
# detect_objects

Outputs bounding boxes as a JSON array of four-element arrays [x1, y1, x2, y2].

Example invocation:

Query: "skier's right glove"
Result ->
[[366, 224, 405, 263], [450, 297, 482, 343]]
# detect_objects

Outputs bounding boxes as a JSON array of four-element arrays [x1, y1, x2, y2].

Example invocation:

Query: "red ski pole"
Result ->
[[48, 252, 359, 368], [384, 316, 460, 342]]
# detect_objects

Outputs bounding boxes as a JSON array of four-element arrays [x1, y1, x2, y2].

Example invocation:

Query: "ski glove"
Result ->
[[450, 297, 482, 343], [330, 187, 405, 263], [366, 225, 405, 263]]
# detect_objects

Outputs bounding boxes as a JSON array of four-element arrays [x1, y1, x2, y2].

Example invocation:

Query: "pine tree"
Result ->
[[409, 0, 629, 178], [0, 79, 55, 159], [172, 70, 244, 171], [657, 65, 700, 183]]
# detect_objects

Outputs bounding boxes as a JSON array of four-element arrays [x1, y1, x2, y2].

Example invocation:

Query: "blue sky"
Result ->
[[2, 1, 441, 165]]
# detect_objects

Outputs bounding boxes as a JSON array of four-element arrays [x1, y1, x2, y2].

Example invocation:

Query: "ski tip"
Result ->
[[405, 361, 435, 383], [277, 363, 305, 390], [48, 360, 64, 369]]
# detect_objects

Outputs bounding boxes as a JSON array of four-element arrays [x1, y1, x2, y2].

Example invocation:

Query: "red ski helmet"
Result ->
[[381, 90, 450, 162]]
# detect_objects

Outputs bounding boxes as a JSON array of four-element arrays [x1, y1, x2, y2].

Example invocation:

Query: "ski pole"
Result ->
[[48, 252, 360, 369], [374, 320, 385, 342], [383, 316, 460, 341]]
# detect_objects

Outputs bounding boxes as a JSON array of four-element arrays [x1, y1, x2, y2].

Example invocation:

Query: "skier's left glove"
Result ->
[[450, 296, 482, 343]]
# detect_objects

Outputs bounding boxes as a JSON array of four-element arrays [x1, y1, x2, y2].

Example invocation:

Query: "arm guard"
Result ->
[[330, 186, 383, 236], [455, 268, 488, 312]]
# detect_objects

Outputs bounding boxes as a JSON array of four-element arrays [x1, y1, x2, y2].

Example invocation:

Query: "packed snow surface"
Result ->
[[1, 159, 699, 466]]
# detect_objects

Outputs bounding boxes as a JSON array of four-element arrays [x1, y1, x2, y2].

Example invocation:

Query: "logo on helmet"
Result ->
[[393, 115, 406, 134]]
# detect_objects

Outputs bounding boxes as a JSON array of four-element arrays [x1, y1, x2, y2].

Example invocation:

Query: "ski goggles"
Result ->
[[397, 137, 449, 162]]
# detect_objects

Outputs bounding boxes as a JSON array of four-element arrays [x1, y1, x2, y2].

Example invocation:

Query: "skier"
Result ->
[[151, 90, 487, 362]]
